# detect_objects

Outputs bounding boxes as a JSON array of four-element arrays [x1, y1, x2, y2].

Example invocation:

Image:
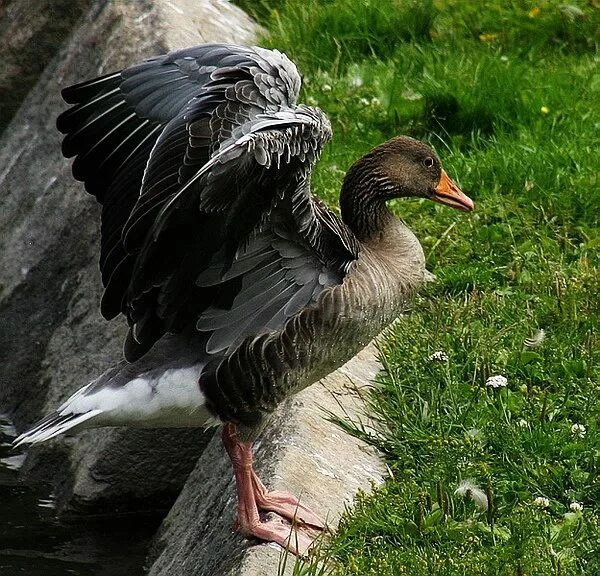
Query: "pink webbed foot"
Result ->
[[250, 470, 327, 530], [222, 423, 327, 556]]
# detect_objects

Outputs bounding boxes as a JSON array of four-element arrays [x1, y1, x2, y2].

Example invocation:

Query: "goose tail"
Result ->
[[13, 360, 218, 449], [13, 408, 101, 448]]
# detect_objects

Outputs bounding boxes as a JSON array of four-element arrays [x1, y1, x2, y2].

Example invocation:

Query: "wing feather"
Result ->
[[57, 43, 359, 365]]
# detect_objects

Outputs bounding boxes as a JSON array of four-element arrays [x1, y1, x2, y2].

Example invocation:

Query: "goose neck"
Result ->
[[340, 163, 394, 241]]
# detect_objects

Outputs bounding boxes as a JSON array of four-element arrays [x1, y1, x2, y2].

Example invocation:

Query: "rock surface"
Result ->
[[0, 0, 90, 134], [0, 1, 387, 575]]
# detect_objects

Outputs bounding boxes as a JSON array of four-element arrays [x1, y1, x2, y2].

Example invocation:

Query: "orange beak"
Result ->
[[433, 170, 474, 212]]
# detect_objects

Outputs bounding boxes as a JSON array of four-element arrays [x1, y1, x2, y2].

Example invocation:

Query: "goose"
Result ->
[[14, 44, 473, 555]]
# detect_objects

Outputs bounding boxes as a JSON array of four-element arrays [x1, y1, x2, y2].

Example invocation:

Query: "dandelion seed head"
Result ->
[[533, 496, 550, 508], [571, 423, 586, 438], [486, 375, 508, 388], [455, 480, 489, 511], [569, 502, 583, 512], [428, 351, 449, 363], [559, 4, 584, 21], [524, 328, 545, 348]]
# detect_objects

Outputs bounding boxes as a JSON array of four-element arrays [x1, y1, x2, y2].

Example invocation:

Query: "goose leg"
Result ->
[[222, 423, 325, 556]]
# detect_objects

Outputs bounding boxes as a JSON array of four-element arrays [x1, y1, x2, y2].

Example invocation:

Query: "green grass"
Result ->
[[233, 0, 600, 573]]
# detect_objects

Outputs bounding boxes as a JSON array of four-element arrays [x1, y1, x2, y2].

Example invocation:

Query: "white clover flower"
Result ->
[[486, 375, 508, 388], [350, 74, 363, 88], [571, 423, 586, 438], [428, 351, 449, 363], [455, 480, 489, 511], [569, 502, 583, 512], [524, 329, 546, 348], [533, 496, 550, 508]]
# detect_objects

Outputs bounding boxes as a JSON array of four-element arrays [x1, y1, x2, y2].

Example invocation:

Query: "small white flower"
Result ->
[[455, 480, 489, 511], [370, 96, 381, 106], [486, 375, 508, 388], [322, 84, 332, 92], [350, 75, 363, 88], [571, 423, 586, 438], [533, 496, 550, 508], [517, 419, 529, 428], [428, 351, 449, 362], [569, 502, 583, 512], [359, 97, 370, 106], [524, 329, 545, 348]]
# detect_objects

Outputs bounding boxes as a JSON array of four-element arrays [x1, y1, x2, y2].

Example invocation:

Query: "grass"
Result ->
[[233, 0, 600, 574]]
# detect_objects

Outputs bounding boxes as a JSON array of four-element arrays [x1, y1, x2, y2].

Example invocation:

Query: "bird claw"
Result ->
[[255, 488, 328, 530], [250, 469, 328, 530], [241, 512, 322, 557]]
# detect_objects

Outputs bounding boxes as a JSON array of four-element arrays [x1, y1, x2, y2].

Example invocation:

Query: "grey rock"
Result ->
[[0, 0, 91, 135]]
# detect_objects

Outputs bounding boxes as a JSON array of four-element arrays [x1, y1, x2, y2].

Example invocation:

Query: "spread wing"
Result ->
[[57, 44, 360, 362]]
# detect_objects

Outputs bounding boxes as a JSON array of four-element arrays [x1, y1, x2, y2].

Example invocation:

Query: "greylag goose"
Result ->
[[14, 44, 473, 554]]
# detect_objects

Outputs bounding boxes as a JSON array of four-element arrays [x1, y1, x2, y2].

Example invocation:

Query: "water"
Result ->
[[0, 416, 161, 576]]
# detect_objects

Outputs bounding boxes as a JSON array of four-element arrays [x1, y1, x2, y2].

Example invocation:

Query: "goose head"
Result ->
[[340, 136, 473, 239]]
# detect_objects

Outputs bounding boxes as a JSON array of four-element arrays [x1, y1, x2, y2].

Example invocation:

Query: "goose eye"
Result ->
[[423, 157, 434, 168]]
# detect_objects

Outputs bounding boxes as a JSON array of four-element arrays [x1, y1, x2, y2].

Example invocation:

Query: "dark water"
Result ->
[[0, 416, 160, 576]]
